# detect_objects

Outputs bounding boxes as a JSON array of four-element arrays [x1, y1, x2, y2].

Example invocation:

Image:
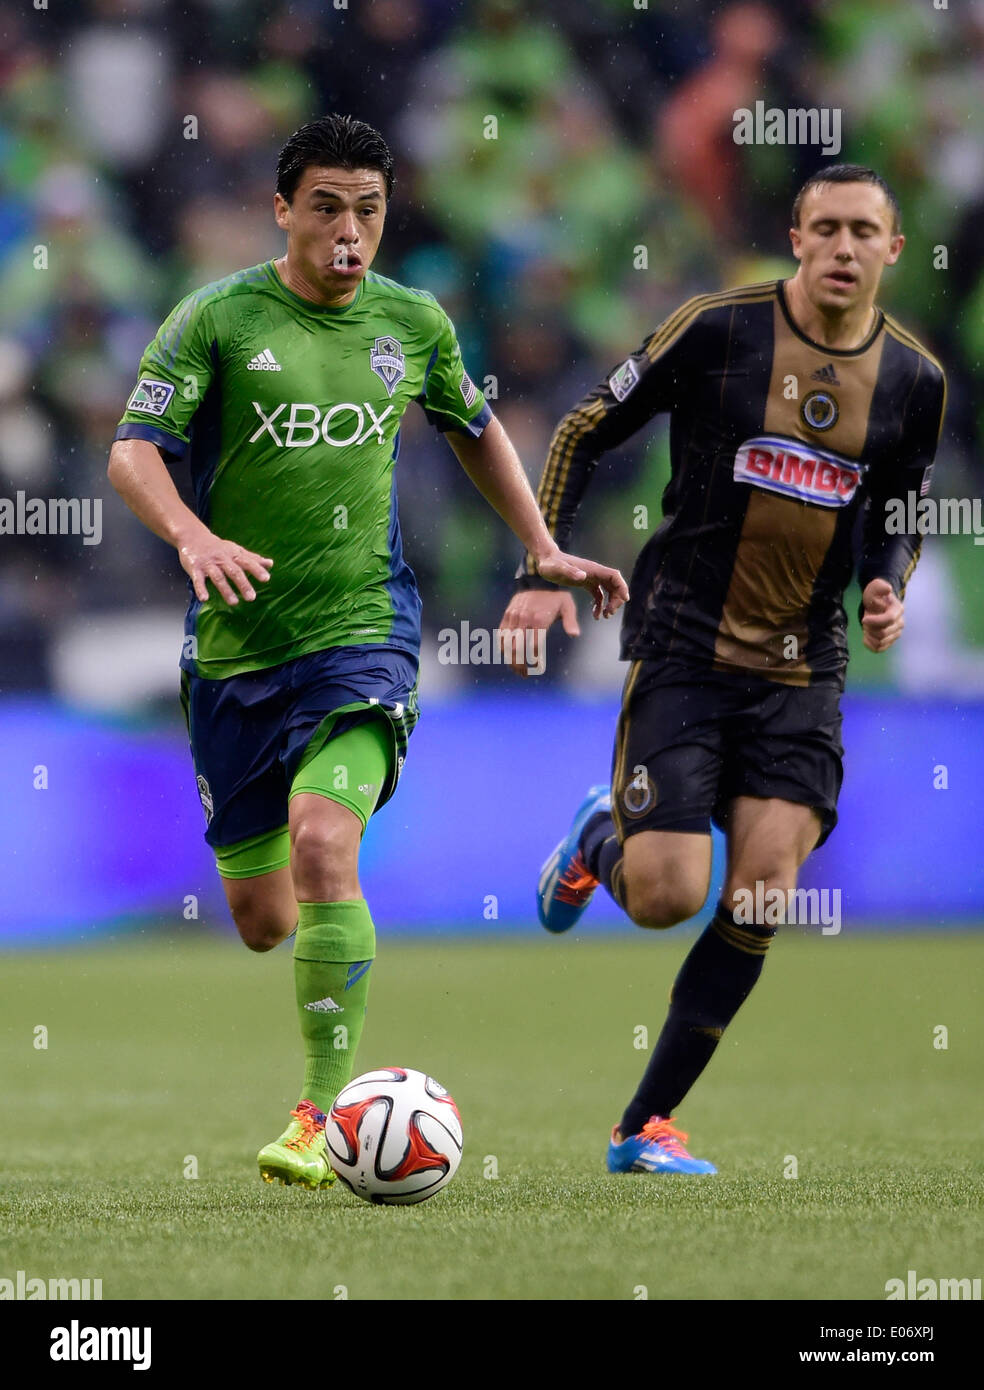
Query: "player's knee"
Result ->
[[725, 867, 798, 909], [240, 929, 283, 954], [232, 906, 293, 953], [290, 813, 358, 894], [625, 878, 705, 930]]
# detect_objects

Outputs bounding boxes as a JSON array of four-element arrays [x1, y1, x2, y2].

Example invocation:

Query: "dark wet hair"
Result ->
[[276, 114, 395, 203]]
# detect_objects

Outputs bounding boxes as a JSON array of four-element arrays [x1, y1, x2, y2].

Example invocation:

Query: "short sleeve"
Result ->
[[114, 290, 217, 459], [418, 310, 492, 438]]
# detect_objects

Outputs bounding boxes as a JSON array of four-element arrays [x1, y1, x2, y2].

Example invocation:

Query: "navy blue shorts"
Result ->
[[180, 644, 420, 848]]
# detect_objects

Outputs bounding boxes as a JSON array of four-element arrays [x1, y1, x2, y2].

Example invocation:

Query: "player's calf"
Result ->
[[289, 793, 362, 902], [722, 796, 822, 913]]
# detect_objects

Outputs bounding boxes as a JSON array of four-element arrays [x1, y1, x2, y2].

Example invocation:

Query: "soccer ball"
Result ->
[[326, 1067, 463, 1205]]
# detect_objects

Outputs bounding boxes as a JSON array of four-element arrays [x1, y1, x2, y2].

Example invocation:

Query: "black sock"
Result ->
[[580, 811, 611, 876], [618, 903, 776, 1138], [580, 813, 626, 909]]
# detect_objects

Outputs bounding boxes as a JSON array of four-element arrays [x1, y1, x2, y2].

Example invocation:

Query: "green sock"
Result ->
[[293, 899, 375, 1114]]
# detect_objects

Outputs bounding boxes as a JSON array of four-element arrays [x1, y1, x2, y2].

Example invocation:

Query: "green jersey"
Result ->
[[115, 262, 490, 679]]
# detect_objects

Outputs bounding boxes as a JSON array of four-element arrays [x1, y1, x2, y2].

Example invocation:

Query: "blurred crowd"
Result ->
[[1, 0, 982, 702]]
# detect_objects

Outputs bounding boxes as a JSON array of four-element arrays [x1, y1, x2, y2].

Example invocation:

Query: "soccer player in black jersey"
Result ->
[[500, 165, 947, 1174]]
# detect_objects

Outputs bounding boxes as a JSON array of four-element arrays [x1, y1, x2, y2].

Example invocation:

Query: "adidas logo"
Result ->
[[811, 362, 840, 386], [304, 996, 342, 1014], [246, 348, 282, 371]]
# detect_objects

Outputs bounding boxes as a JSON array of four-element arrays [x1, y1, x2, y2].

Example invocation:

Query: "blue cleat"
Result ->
[[607, 1116, 717, 1175], [537, 784, 612, 933]]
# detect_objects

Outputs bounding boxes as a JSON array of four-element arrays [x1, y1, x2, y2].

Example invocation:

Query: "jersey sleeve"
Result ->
[[857, 357, 947, 602], [417, 309, 492, 438], [515, 297, 705, 588], [114, 290, 217, 459]]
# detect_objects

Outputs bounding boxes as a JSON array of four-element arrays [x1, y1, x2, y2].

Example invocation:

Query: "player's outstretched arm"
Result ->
[[107, 438, 273, 606], [446, 415, 628, 619]]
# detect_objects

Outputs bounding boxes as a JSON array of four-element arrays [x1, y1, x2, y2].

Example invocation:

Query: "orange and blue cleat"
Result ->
[[607, 1116, 717, 1175], [536, 784, 610, 934]]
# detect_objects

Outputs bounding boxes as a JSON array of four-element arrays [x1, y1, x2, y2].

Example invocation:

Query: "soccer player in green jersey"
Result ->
[[108, 114, 627, 1189]]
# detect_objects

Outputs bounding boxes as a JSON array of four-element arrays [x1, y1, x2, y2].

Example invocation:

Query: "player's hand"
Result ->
[[175, 523, 273, 606], [861, 578, 904, 652], [498, 588, 581, 679], [533, 546, 629, 620]]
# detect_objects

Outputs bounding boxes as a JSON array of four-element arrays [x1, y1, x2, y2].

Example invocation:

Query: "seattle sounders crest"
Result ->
[[370, 336, 406, 397]]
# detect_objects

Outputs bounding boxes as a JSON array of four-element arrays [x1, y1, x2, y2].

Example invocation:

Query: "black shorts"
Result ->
[[610, 661, 844, 847]]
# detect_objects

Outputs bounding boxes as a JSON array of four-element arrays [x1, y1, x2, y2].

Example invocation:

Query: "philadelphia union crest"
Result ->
[[800, 389, 839, 432], [622, 769, 657, 819], [370, 336, 406, 397]]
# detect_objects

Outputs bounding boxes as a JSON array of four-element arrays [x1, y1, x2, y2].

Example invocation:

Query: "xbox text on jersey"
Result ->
[[248, 401, 394, 448]]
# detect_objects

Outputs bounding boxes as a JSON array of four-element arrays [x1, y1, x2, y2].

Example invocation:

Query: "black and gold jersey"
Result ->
[[518, 279, 946, 688]]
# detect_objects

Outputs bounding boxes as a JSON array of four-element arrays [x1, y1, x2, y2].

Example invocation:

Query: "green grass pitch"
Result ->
[[1, 929, 981, 1301]]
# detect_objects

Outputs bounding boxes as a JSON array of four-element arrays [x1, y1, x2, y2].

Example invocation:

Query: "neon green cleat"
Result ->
[[257, 1099, 336, 1190]]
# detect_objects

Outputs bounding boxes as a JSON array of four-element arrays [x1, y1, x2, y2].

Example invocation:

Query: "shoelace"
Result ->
[[637, 1116, 690, 1158], [554, 850, 599, 906], [284, 1101, 325, 1152]]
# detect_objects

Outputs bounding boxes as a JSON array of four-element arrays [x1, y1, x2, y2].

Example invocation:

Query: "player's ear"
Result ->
[[885, 232, 904, 266], [789, 225, 802, 261], [273, 192, 290, 231]]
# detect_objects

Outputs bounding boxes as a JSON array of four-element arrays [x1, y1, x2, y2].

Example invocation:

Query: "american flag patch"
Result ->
[[460, 372, 478, 408], [920, 464, 934, 498]]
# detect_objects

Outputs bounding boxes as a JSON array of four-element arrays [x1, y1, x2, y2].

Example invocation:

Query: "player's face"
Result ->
[[789, 181, 904, 313], [274, 166, 387, 301]]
